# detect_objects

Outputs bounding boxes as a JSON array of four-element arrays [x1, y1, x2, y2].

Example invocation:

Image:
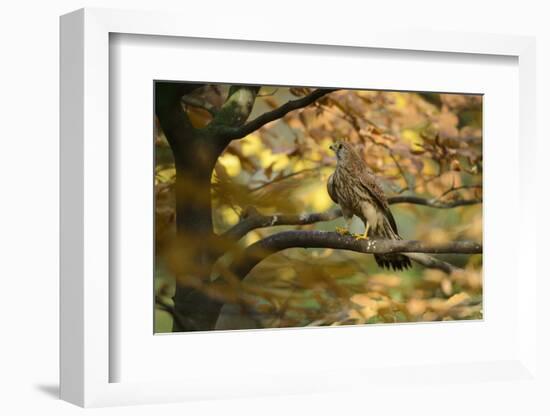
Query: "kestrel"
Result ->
[[327, 141, 412, 271]]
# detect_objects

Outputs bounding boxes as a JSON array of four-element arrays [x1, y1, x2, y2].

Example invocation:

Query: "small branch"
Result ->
[[439, 184, 482, 198], [248, 166, 327, 193], [229, 230, 482, 280], [389, 153, 412, 192], [388, 195, 482, 208], [221, 88, 339, 141]]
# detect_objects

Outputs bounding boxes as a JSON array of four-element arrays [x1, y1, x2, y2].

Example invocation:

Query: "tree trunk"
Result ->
[[170, 136, 226, 331], [154, 82, 224, 331], [155, 83, 260, 331]]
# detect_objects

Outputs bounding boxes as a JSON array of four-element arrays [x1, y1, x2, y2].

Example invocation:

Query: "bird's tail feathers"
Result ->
[[373, 217, 412, 271]]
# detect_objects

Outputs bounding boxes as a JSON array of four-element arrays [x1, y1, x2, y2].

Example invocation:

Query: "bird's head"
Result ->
[[329, 140, 353, 163]]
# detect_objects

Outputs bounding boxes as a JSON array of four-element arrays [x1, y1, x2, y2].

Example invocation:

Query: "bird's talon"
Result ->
[[354, 234, 369, 241], [335, 227, 351, 235]]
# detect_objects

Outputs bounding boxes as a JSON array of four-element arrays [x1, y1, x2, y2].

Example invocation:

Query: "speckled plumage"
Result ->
[[327, 141, 411, 271]]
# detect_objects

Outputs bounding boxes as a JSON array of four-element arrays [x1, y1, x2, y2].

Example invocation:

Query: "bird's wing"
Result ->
[[358, 170, 398, 233], [327, 173, 339, 204]]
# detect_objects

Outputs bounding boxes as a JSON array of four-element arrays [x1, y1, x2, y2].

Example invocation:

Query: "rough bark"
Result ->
[[227, 230, 482, 281]]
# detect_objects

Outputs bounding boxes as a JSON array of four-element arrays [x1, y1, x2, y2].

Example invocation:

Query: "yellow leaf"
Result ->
[[220, 207, 239, 226], [241, 134, 263, 157], [218, 153, 241, 177], [401, 129, 424, 152]]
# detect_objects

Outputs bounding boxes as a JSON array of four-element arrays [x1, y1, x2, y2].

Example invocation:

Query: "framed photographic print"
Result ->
[[60, 7, 540, 408], [152, 81, 483, 334]]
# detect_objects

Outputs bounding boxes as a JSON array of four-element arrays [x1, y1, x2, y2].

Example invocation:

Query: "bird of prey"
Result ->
[[327, 140, 412, 271]]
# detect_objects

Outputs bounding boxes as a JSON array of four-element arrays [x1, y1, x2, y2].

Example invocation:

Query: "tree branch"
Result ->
[[228, 230, 481, 280], [223, 208, 342, 241], [220, 88, 339, 141], [404, 253, 458, 274], [388, 195, 482, 208], [223, 195, 482, 241]]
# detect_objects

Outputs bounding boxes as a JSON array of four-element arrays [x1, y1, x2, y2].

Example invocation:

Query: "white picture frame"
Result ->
[[60, 7, 539, 408]]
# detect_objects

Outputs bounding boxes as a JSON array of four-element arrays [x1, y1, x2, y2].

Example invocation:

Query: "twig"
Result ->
[[389, 153, 412, 192], [248, 166, 326, 193]]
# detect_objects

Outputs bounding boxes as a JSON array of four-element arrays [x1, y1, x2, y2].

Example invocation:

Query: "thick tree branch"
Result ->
[[228, 230, 482, 280], [220, 88, 339, 141], [223, 195, 482, 241], [224, 208, 342, 240]]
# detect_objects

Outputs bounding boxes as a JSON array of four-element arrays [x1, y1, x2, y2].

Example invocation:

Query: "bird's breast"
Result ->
[[333, 170, 365, 214]]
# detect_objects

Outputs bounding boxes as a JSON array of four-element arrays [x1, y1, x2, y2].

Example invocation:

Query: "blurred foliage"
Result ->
[[155, 85, 482, 331]]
